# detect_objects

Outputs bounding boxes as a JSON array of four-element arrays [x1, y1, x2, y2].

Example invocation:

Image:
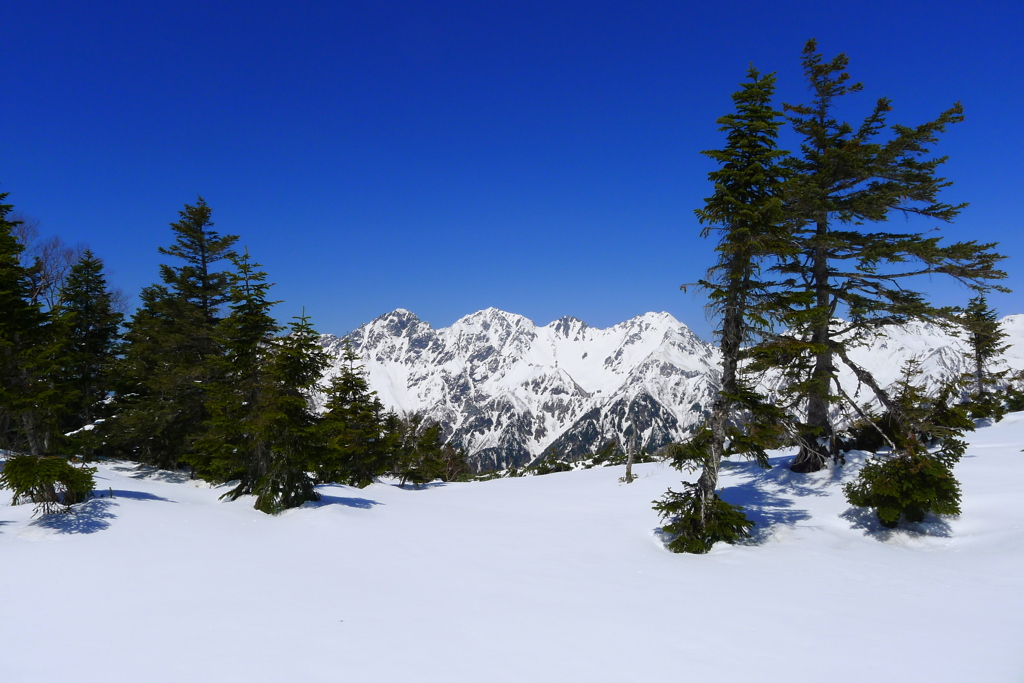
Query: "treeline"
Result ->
[[654, 40, 1020, 553], [0, 194, 468, 515]]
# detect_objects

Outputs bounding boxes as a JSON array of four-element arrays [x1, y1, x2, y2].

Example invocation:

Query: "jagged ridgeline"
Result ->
[[319, 308, 721, 470], [319, 309, 1024, 472]]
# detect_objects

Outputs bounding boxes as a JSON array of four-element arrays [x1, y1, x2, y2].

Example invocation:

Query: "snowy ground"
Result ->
[[3, 415, 1023, 682]]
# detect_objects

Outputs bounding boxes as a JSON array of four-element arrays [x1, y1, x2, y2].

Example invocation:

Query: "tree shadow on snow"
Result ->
[[721, 479, 813, 545], [715, 456, 827, 544], [30, 489, 174, 535], [305, 495, 381, 509], [109, 463, 192, 484], [32, 498, 117, 534], [839, 505, 953, 540], [105, 490, 175, 503]]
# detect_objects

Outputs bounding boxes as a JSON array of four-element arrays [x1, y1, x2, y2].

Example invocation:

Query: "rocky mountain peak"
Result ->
[[321, 308, 1024, 471]]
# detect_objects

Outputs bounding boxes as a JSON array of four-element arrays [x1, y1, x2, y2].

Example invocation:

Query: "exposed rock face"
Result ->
[[320, 308, 721, 470], [321, 310, 1024, 471]]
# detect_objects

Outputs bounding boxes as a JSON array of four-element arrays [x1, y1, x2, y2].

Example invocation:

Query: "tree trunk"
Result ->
[[698, 268, 745, 517], [623, 450, 635, 484], [791, 223, 835, 473]]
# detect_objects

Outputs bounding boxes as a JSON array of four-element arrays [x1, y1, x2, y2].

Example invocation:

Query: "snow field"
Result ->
[[2, 414, 1023, 682]]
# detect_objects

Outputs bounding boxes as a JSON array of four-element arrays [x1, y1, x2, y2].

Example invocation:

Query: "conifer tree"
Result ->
[[0, 190, 97, 512], [0, 191, 56, 455], [388, 414, 446, 487], [250, 311, 328, 513], [843, 360, 971, 527], [54, 249, 123, 433], [193, 250, 282, 483], [198, 252, 328, 513], [104, 198, 238, 469], [654, 67, 789, 553], [757, 40, 1007, 473], [957, 295, 1009, 417], [158, 197, 237, 324], [317, 341, 390, 487]]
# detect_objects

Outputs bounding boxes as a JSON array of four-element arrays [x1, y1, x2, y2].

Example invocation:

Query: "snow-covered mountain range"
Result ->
[[320, 309, 1024, 470]]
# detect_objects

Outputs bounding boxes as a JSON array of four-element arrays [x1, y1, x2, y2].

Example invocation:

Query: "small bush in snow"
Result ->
[[0, 454, 96, 515], [843, 450, 961, 528], [653, 482, 753, 553]]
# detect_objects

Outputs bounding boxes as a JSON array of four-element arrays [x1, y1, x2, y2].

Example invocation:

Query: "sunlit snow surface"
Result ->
[[3, 414, 1024, 682]]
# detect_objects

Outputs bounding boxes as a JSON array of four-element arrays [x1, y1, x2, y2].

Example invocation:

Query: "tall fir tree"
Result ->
[[251, 311, 329, 513], [957, 295, 1009, 415], [0, 191, 61, 455], [0, 189, 97, 513], [53, 249, 124, 434], [317, 341, 390, 487], [193, 250, 283, 484], [654, 67, 790, 553], [198, 252, 328, 513], [755, 40, 1007, 473], [157, 197, 237, 324], [104, 198, 238, 469]]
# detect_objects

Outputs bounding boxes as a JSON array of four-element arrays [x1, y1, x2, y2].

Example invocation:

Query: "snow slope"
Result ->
[[3, 415, 1023, 682]]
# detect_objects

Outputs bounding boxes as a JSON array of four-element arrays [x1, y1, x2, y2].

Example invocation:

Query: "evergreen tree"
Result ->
[[0, 190, 97, 514], [54, 249, 123, 433], [388, 413, 446, 487], [197, 254, 328, 513], [843, 360, 971, 527], [0, 191, 57, 455], [317, 341, 390, 487], [654, 68, 789, 553], [957, 295, 1009, 417], [251, 311, 329, 513], [194, 250, 282, 483], [756, 40, 1007, 473], [158, 197, 237, 324], [104, 198, 238, 468]]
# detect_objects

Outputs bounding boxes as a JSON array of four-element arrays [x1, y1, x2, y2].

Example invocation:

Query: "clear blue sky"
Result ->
[[4, 1, 1021, 340]]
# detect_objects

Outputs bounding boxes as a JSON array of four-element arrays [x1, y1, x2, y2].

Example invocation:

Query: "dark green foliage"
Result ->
[[842, 380, 973, 454], [1005, 376, 1024, 413], [194, 250, 283, 484], [53, 249, 123, 437], [957, 296, 1010, 419], [438, 444, 472, 482], [842, 362, 967, 527], [756, 40, 1007, 473], [0, 454, 96, 515], [249, 312, 328, 514], [157, 198, 238, 323], [653, 483, 754, 554], [102, 286, 209, 467], [0, 191, 59, 455], [657, 67, 788, 552], [586, 439, 625, 466], [103, 198, 238, 469], [198, 252, 327, 514], [529, 458, 573, 476], [388, 413, 446, 487], [843, 451, 961, 527], [317, 342, 390, 487]]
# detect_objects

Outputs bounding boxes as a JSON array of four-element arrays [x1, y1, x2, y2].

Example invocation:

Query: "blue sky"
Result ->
[[4, 1, 1021, 340]]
